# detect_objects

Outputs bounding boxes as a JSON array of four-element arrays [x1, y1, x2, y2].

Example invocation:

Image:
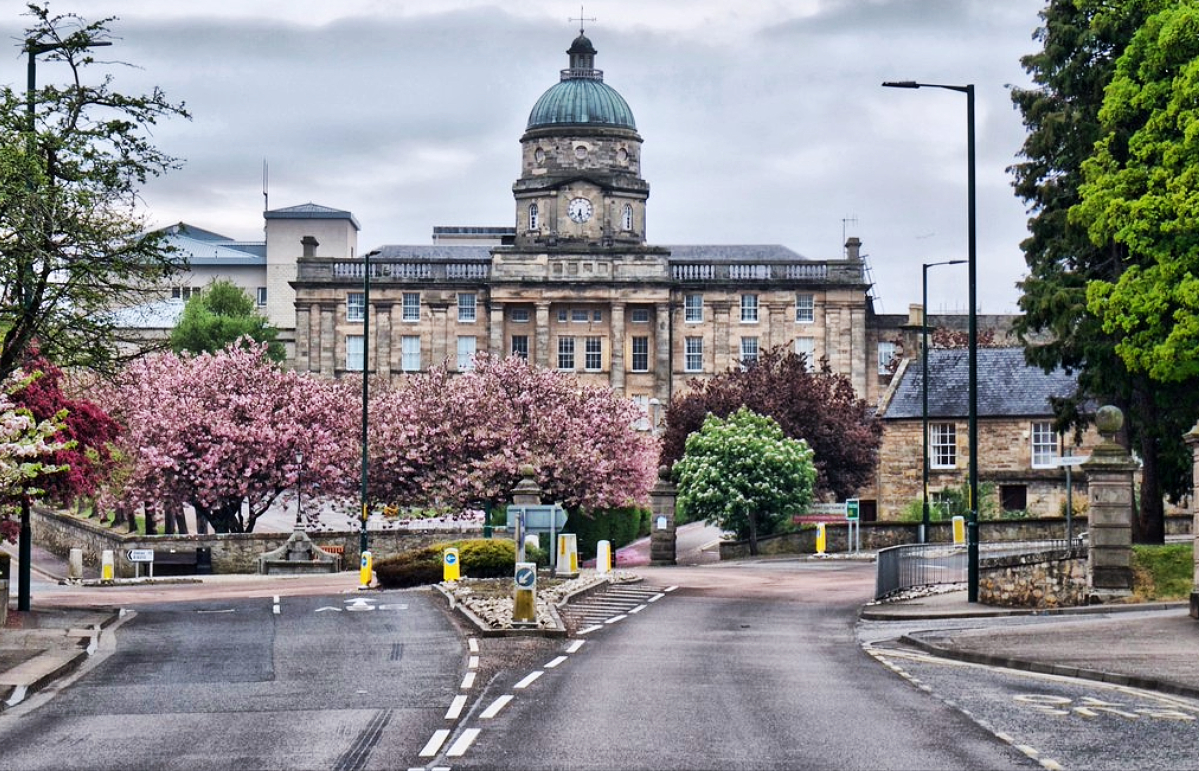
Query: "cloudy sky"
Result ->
[[4, 0, 1050, 314]]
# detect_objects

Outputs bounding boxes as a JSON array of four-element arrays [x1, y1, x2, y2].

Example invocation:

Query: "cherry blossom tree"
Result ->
[[0, 382, 65, 543], [368, 355, 657, 514], [101, 343, 357, 533]]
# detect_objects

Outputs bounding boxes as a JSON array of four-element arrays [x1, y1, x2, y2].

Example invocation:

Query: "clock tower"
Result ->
[[513, 30, 649, 249]]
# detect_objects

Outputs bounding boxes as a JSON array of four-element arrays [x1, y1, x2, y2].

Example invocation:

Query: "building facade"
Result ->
[[291, 31, 889, 413]]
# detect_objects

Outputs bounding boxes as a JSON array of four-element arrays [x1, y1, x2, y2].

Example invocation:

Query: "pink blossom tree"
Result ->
[[368, 355, 657, 514], [101, 344, 357, 532], [0, 380, 66, 543]]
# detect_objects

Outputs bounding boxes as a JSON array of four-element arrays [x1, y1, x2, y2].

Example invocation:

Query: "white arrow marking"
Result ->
[[315, 607, 342, 613], [344, 598, 375, 612]]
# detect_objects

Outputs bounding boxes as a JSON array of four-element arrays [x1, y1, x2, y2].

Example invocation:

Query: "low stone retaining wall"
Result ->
[[718, 515, 1191, 560], [978, 547, 1088, 608], [30, 507, 483, 578]]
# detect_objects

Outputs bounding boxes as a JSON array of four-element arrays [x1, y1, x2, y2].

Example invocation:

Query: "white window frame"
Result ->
[[740, 337, 759, 368], [347, 292, 365, 322], [510, 307, 530, 323], [740, 294, 759, 323], [256, 287, 267, 307], [685, 337, 703, 372], [402, 292, 420, 322], [931, 423, 957, 469], [557, 309, 568, 323], [684, 294, 703, 323], [456, 336, 477, 371], [401, 335, 421, 372], [631, 394, 649, 431], [1031, 421, 1058, 469], [346, 335, 364, 372], [511, 335, 529, 360], [631, 336, 649, 373], [558, 336, 575, 370], [877, 341, 898, 375], [622, 203, 633, 231], [585, 337, 603, 371], [794, 337, 815, 371], [571, 309, 589, 323], [458, 293, 477, 323], [630, 307, 650, 323], [796, 293, 814, 323], [528, 203, 539, 231]]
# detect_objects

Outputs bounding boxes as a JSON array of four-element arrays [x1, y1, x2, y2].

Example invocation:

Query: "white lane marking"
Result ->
[[664, 585, 678, 592], [647, 593, 665, 603], [468, 638, 479, 653], [578, 624, 602, 635], [446, 728, 481, 757], [566, 640, 585, 653], [468, 655, 479, 669], [480, 695, 513, 719], [627, 604, 648, 614], [604, 614, 627, 624], [196, 609, 236, 614], [445, 694, 468, 720], [460, 671, 476, 689], [419, 729, 451, 757], [544, 656, 568, 669], [514, 671, 543, 689], [5, 685, 27, 707]]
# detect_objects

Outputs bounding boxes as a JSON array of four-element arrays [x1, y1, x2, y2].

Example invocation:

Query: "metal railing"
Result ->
[[874, 536, 1086, 600]]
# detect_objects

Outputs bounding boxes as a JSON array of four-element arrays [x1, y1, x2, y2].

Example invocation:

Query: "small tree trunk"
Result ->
[[171, 501, 189, 535], [161, 502, 175, 535], [142, 502, 157, 535], [746, 506, 759, 556]]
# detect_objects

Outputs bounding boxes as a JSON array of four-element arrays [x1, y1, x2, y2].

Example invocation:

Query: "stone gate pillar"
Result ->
[[1082, 405, 1138, 602], [1185, 422, 1199, 619], [649, 466, 677, 566], [510, 465, 543, 506]]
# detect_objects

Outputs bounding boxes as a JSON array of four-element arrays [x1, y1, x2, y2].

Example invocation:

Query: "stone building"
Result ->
[[290, 30, 896, 412], [870, 346, 1099, 520]]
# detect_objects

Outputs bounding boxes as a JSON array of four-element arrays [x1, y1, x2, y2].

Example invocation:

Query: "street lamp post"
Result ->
[[17, 36, 112, 613], [295, 450, 304, 529], [883, 80, 979, 601], [921, 260, 966, 544], [359, 249, 380, 558]]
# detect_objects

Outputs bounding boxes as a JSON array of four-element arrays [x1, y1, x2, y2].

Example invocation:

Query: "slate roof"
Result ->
[[265, 202, 361, 230], [164, 232, 265, 266], [883, 348, 1080, 420], [665, 245, 810, 263]]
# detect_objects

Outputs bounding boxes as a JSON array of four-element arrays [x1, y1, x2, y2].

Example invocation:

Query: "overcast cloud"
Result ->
[[3, 0, 1050, 314]]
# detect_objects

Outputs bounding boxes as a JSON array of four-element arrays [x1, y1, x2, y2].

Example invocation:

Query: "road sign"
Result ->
[[845, 499, 860, 521], [515, 564, 536, 589], [506, 505, 567, 532], [127, 549, 154, 562], [1056, 456, 1090, 466]]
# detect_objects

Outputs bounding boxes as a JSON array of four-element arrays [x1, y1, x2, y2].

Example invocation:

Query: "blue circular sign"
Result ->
[[515, 566, 536, 588], [445, 552, 458, 565]]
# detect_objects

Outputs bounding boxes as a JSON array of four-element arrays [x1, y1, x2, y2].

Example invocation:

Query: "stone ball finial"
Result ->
[[658, 464, 671, 481], [1096, 405, 1124, 441], [519, 464, 537, 479]]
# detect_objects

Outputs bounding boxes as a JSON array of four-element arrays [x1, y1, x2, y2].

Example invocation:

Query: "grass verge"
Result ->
[[1131, 543, 1193, 601]]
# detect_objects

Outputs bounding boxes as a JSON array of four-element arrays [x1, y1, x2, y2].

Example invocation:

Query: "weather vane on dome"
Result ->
[[569, 5, 596, 35]]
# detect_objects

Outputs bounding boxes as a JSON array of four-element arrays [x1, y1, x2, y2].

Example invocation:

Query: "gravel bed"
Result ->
[[440, 569, 640, 632]]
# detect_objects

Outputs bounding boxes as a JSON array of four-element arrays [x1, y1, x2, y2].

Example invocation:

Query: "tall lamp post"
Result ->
[[17, 36, 112, 613], [359, 249, 381, 558], [883, 80, 978, 601], [921, 260, 965, 544]]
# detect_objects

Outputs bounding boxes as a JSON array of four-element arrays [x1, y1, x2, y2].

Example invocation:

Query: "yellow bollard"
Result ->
[[101, 549, 114, 582], [556, 534, 579, 578], [512, 562, 537, 625], [359, 550, 373, 588], [952, 516, 966, 545], [815, 523, 827, 555], [443, 547, 460, 582]]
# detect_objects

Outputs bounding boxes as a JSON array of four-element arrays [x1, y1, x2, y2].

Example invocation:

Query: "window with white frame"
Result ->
[[931, 423, 957, 469], [456, 336, 476, 371], [401, 335, 421, 372], [794, 337, 815, 370], [741, 294, 759, 322], [558, 336, 575, 369], [684, 294, 703, 323], [170, 286, 200, 303], [796, 293, 814, 323], [511, 335, 529, 360], [877, 341, 898, 375], [622, 203, 633, 231], [347, 292, 365, 322], [572, 309, 589, 323], [593, 309, 602, 322], [256, 287, 267, 306], [740, 337, 759, 368], [457, 293, 477, 322], [528, 203, 539, 231], [631, 394, 649, 431], [402, 292, 420, 322], [346, 335, 364, 372], [1031, 421, 1058, 468], [585, 337, 602, 370], [510, 307, 530, 323], [631, 336, 649, 372], [685, 337, 703, 372], [557, 309, 568, 323], [631, 307, 650, 323]]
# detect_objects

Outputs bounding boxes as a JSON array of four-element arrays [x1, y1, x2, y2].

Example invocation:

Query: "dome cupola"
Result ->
[[526, 32, 637, 131]]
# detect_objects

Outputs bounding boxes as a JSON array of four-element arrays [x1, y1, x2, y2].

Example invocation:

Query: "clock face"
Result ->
[[567, 197, 593, 223]]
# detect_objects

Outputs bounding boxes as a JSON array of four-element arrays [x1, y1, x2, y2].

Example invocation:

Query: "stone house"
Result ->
[[868, 346, 1100, 521]]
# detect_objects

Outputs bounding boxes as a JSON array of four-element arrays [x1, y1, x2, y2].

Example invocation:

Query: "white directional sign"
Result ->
[[127, 549, 154, 562], [1056, 456, 1090, 466]]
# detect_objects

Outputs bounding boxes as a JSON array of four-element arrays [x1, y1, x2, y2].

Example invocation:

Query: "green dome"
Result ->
[[526, 78, 637, 130]]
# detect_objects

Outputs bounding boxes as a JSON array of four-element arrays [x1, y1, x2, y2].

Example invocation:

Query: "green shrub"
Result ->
[[374, 538, 519, 588], [458, 539, 517, 578], [566, 506, 650, 559]]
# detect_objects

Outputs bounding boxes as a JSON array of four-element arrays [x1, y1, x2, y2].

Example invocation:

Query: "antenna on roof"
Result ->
[[570, 5, 596, 34], [262, 159, 269, 214], [841, 215, 858, 255]]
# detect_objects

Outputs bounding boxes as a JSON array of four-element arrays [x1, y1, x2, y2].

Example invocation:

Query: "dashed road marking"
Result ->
[[446, 728, 480, 757], [578, 624, 602, 635], [514, 671, 543, 689], [566, 640, 585, 653], [480, 695, 513, 719], [460, 672, 476, 689], [628, 604, 648, 614], [604, 614, 627, 625], [468, 655, 479, 669], [445, 695, 467, 720], [468, 638, 479, 653], [418, 730, 450, 758], [544, 656, 568, 669], [647, 593, 665, 603]]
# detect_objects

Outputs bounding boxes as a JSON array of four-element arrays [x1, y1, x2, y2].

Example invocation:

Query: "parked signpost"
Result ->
[[127, 548, 154, 578], [1056, 456, 1089, 544], [846, 499, 860, 553]]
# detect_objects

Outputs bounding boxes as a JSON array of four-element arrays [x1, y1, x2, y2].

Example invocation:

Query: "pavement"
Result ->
[[4, 537, 1199, 713]]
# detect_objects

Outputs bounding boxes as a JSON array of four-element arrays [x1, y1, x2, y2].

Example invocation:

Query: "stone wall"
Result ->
[[31, 507, 484, 578], [978, 547, 1088, 608]]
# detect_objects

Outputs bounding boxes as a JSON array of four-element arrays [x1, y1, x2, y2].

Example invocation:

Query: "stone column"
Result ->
[[511, 465, 543, 506], [535, 302, 551, 369], [429, 303, 449, 368], [489, 302, 505, 356], [654, 303, 670, 399], [294, 305, 311, 372], [1185, 421, 1199, 619], [610, 302, 626, 393], [319, 304, 335, 376], [712, 301, 732, 373], [649, 467, 677, 565], [1082, 405, 1139, 602], [375, 302, 392, 381]]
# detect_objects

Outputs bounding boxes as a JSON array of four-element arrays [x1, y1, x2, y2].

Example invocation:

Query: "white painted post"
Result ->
[[596, 540, 612, 575]]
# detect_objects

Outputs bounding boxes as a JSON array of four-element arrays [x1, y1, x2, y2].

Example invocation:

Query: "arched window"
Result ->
[[529, 203, 539, 231], [622, 203, 633, 231]]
